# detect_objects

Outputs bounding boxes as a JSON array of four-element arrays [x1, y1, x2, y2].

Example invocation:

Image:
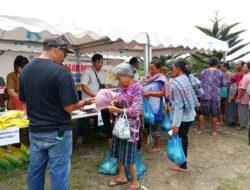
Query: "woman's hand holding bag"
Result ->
[[112, 110, 131, 140], [166, 134, 186, 165]]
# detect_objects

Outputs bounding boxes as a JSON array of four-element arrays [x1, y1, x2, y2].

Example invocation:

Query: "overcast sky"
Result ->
[[1, 0, 250, 60]]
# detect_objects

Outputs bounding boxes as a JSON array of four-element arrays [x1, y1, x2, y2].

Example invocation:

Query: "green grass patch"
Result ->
[[0, 169, 16, 181], [217, 173, 246, 190]]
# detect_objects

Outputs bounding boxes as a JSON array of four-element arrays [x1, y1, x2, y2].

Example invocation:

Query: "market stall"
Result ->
[[0, 14, 229, 146], [0, 108, 103, 146]]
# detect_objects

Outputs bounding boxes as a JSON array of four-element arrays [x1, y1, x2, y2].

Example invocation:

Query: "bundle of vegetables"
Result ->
[[0, 111, 29, 129], [0, 157, 13, 170], [0, 144, 29, 170], [8, 145, 29, 163]]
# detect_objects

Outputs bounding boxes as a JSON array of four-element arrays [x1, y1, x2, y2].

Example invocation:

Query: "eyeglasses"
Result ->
[[59, 47, 68, 58]]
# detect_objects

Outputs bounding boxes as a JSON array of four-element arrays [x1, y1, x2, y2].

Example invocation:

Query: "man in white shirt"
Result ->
[[81, 54, 106, 98], [77, 54, 112, 143]]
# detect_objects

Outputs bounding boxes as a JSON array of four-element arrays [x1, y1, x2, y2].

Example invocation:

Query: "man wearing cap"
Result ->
[[19, 35, 93, 190]]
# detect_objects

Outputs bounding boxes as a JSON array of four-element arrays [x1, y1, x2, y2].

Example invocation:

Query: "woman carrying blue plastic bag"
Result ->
[[168, 59, 199, 171], [142, 60, 169, 153]]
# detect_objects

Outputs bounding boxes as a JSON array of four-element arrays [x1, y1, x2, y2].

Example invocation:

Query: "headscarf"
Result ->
[[142, 73, 170, 114]]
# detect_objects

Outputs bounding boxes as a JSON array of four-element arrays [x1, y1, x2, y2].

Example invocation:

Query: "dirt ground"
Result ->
[[0, 124, 249, 190]]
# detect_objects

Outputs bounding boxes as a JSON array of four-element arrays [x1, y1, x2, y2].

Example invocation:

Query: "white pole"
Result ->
[[144, 44, 149, 76], [144, 33, 151, 77], [149, 45, 152, 62], [75, 48, 82, 98]]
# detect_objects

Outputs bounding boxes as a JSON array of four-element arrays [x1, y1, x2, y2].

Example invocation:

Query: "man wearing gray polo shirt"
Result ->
[[77, 54, 112, 143], [81, 54, 106, 98]]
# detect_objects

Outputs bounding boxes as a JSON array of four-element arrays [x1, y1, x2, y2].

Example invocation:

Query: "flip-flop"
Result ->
[[108, 178, 128, 187], [168, 165, 189, 173], [194, 129, 201, 134], [127, 182, 140, 190], [211, 132, 217, 136]]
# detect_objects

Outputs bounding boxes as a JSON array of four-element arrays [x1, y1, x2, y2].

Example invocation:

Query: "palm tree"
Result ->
[[192, 13, 249, 63]]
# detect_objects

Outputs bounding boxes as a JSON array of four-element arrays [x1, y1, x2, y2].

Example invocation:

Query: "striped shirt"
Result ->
[[170, 75, 198, 127]]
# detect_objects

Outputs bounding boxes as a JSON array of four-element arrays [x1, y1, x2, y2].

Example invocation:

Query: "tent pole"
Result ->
[[144, 44, 149, 77], [74, 47, 82, 95], [144, 33, 151, 77], [149, 45, 152, 62]]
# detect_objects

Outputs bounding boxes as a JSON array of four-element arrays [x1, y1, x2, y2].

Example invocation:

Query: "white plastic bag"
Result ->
[[112, 110, 131, 140]]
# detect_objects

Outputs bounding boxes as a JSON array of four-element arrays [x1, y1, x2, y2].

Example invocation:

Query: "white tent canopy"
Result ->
[[0, 15, 229, 74], [0, 15, 228, 52]]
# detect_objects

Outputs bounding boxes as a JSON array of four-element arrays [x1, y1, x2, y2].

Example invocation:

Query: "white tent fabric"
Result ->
[[0, 14, 230, 76], [0, 15, 229, 56]]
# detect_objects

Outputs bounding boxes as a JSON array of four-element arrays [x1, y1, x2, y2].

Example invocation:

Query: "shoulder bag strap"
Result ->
[[91, 66, 101, 86]]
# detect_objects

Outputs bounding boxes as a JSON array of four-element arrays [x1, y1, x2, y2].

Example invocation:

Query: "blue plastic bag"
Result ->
[[162, 113, 172, 132], [99, 152, 147, 180], [142, 99, 155, 125], [125, 152, 147, 180], [98, 154, 118, 175], [166, 134, 186, 165]]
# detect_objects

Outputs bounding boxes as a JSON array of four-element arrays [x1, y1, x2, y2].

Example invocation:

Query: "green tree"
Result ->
[[187, 55, 208, 73], [192, 13, 250, 64], [153, 55, 181, 66]]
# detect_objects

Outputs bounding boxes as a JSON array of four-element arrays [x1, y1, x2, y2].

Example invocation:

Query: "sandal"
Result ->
[[108, 178, 128, 187], [211, 132, 217, 136], [194, 129, 201, 134], [168, 164, 189, 173], [127, 182, 140, 190]]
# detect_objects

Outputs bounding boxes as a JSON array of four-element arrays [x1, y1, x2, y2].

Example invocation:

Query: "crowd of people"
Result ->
[[0, 35, 249, 190]]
